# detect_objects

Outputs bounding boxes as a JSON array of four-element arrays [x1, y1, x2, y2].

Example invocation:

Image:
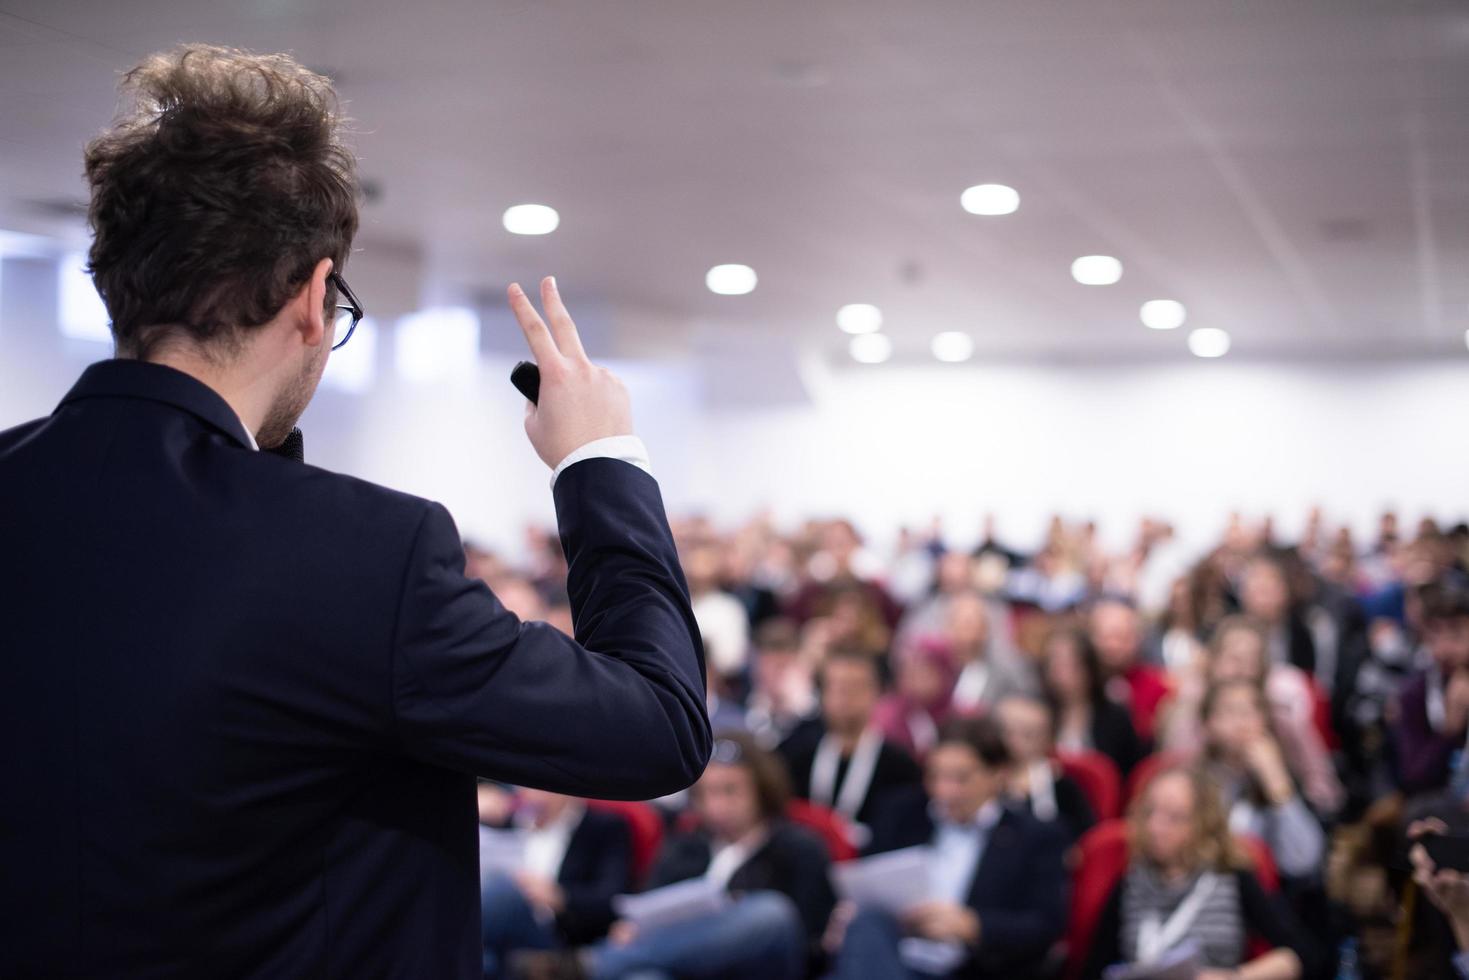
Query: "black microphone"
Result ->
[[266, 427, 305, 462]]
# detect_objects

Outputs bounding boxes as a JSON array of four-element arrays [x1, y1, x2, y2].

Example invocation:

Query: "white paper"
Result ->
[[1102, 941, 1202, 980], [612, 876, 731, 930], [899, 937, 967, 973], [478, 826, 527, 881], [831, 845, 933, 913]]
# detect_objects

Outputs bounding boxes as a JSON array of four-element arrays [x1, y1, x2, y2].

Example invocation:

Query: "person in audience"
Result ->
[[744, 618, 821, 749], [785, 519, 903, 630], [1395, 586, 1469, 798], [1199, 680, 1327, 882], [994, 693, 1097, 843], [1039, 626, 1143, 777], [514, 732, 833, 980], [478, 788, 633, 979], [1153, 575, 1206, 674], [1239, 554, 1318, 677], [1410, 817, 1469, 980], [944, 590, 1037, 715], [1089, 597, 1171, 744], [829, 715, 1069, 979], [780, 649, 923, 841], [1162, 615, 1343, 816], [874, 639, 958, 761], [684, 539, 752, 681], [1081, 767, 1316, 980]]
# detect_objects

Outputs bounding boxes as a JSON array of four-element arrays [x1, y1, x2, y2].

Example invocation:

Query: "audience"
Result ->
[[744, 618, 821, 749], [458, 507, 1469, 978], [941, 590, 1036, 716], [1081, 767, 1316, 980], [993, 693, 1097, 843], [1039, 626, 1144, 777], [476, 788, 632, 979], [1394, 586, 1469, 798], [779, 650, 923, 843], [1197, 680, 1327, 882], [1163, 615, 1343, 816], [832, 716, 1069, 979], [873, 639, 957, 761], [512, 732, 832, 980], [1089, 598, 1172, 745]]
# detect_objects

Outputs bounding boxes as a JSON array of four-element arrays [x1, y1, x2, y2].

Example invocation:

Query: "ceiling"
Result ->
[[2, 0, 1467, 365]]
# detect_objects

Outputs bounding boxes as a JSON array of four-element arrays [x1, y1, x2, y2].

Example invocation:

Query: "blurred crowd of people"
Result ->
[[465, 508, 1469, 980]]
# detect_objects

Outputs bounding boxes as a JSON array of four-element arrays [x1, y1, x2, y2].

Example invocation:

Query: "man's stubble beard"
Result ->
[[257, 345, 327, 450]]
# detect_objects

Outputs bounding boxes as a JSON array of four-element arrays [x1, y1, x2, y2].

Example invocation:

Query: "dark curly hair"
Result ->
[[84, 44, 359, 358]]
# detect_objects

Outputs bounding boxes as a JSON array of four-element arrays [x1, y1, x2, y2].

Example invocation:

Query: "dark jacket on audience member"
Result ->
[[867, 788, 1070, 979], [1089, 698, 1145, 776], [646, 820, 837, 943], [1018, 770, 1097, 844], [778, 723, 923, 827], [487, 806, 632, 945], [1080, 868, 1320, 980]]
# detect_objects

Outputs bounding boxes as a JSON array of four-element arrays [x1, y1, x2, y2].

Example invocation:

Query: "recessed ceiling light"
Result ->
[[502, 203, 560, 236], [849, 333, 892, 364], [960, 184, 1020, 216], [705, 264, 758, 296], [1071, 255, 1123, 286], [1140, 299, 1187, 331], [836, 303, 883, 334], [1188, 327, 1231, 358], [931, 331, 974, 362]]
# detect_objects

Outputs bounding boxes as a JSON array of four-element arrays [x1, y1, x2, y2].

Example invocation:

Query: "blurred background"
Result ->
[[2, 0, 1466, 560]]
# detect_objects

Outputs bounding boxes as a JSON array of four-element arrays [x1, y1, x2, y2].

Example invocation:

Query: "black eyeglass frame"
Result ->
[[329, 271, 364, 351]]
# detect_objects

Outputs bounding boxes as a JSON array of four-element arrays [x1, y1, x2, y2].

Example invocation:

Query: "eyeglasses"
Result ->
[[329, 271, 364, 351]]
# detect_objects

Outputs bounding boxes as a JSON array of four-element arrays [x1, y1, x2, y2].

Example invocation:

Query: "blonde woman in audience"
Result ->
[[1162, 615, 1342, 816], [1081, 767, 1316, 980], [1199, 680, 1327, 882]]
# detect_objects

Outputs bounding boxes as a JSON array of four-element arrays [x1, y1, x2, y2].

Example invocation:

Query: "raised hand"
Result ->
[[506, 276, 634, 469]]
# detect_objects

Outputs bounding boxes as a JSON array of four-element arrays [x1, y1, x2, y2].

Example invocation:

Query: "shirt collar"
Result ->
[[930, 798, 1004, 833]]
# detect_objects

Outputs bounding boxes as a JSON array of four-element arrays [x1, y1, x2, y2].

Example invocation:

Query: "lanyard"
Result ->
[[811, 727, 883, 820]]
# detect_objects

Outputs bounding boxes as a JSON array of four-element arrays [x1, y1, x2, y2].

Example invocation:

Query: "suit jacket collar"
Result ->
[[57, 359, 254, 450]]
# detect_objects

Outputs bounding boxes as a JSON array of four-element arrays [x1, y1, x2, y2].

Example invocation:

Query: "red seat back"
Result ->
[[587, 799, 665, 887], [786, 798, 860, 862], [1057, 750, 1123, 821], [1066, 820, 1132, 980]]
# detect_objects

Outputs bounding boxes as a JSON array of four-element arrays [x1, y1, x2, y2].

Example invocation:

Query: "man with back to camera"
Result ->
[[0, 45, 711, 978]]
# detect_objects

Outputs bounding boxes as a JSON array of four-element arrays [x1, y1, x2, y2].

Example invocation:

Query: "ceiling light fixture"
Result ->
[[502, 203, 560, 236]]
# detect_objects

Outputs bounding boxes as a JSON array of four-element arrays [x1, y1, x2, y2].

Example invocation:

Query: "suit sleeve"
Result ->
[[390, 458, 711, 800]]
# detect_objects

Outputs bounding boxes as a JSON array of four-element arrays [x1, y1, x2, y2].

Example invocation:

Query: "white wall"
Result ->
[[684, 359, 1469, 555], [5, 254, 1466, 562]]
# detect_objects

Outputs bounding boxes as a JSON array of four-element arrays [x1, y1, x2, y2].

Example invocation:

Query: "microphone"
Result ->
[[266, 427, 305, 462]]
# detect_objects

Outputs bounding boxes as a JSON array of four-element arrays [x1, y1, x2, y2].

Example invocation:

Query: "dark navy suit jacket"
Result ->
[[0, 359, 711, 978], [867, 789, 1069, 979]]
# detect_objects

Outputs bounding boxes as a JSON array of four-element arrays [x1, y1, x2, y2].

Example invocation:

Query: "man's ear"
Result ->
[[294, 257, 335, 349]]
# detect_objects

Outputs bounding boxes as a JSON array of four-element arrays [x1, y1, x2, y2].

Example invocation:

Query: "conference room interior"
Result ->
[[3, 2, 1469, 978]]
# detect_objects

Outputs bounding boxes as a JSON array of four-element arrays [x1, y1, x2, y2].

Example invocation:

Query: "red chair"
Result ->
[[1123, 750, 1190, 809], [587, 800, 664, 887], [1064, 820, 1283, 980], [1065, 820, 1131, 980], [1056, 750, 1122, 821], [786, 798, 860, 863]]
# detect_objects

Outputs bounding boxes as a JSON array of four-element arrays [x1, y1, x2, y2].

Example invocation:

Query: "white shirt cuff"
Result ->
[[549, 435, 652, 489]]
